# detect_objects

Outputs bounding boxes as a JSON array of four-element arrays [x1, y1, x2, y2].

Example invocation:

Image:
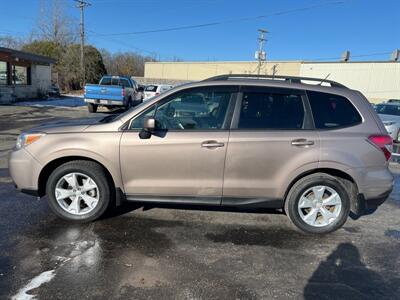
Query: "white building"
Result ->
[[0, 47, 56, 104]]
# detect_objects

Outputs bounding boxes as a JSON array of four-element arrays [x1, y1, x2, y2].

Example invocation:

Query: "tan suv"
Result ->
[[9, 75, 394, 234]]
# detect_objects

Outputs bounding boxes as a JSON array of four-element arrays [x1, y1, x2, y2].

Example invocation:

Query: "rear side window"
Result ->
[[307, 91, 362, 129], [238, 92, 305, 129]]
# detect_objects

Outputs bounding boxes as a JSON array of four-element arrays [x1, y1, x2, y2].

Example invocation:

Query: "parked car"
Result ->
[[9, 74, 393, 234], [144, 84, 173, 100], [374, 102, 400, 141], [84, 76, 142, 113], [386, 99, 400, 104], [48, 83, 61, 97]]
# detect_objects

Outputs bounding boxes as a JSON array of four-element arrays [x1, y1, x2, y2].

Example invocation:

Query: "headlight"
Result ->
[[15, 133, 45, 150]]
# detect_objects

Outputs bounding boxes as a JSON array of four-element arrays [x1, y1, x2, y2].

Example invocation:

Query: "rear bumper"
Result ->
[[347, 166, 394, 217], [353, 188, 392, 217], [84, 98, 124, 106]]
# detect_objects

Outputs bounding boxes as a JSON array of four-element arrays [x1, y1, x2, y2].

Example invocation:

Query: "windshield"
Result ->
[[375, 104, 400, 116]]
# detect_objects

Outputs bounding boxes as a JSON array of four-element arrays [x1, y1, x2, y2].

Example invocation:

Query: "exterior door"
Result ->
[[120, 86, 237, 203], [222, 86, 320, 204]]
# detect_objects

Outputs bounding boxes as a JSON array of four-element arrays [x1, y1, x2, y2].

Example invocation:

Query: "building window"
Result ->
[[0, 61, 8, 85], [13, 65, 28, 85]]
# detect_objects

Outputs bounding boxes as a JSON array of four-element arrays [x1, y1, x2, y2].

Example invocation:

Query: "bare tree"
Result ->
[[0, 36, 24, 49], [101, 50, 157, 77], [34, 0, 78, 45]]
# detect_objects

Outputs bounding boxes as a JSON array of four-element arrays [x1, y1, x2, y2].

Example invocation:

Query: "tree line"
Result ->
[[0, 0, 156, 91]]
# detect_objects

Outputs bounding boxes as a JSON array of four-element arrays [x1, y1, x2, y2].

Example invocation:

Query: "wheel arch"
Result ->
[[38, 156, 117, 197], [283, 168, 359, 212]]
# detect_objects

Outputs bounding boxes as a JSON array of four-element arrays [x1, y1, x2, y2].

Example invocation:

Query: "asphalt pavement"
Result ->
[[0, 103, 399, 299]]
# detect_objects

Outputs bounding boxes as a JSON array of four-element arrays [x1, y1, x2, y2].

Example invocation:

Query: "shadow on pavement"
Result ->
[[100, 200, 285, 220], [304, 243, 393, 299]]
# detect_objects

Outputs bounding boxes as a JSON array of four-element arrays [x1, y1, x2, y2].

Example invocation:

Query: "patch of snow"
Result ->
[[15, 95, 85, 107], [12, 270, 56, 300]]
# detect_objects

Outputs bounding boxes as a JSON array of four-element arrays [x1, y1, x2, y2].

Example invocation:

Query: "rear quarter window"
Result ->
[[307, 91, 362, 129]]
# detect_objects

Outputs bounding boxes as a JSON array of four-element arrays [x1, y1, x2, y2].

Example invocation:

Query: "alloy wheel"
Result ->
[[55, 172, 100, 215], [297, 185, 342, 227]]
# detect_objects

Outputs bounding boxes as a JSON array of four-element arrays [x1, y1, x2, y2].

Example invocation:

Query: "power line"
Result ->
[[90, 1, 347, 36], [86, 29, 161, 58]]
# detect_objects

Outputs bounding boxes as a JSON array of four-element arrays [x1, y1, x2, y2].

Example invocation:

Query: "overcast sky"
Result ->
[[1, 0, 399, 61]]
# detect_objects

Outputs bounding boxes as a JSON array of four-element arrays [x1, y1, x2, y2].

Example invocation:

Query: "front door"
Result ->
[[120, 86, 237, 204], [222, 86, 320, 205]]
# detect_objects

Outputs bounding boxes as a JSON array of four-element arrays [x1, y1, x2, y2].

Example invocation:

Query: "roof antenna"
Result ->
[[319, 73, 331, 86]]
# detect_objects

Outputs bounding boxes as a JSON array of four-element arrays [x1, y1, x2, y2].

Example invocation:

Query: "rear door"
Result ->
[[222, 86, 320, 205]]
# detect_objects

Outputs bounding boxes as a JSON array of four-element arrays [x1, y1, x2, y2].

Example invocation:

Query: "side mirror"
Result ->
[[139, 117, 155, 139]]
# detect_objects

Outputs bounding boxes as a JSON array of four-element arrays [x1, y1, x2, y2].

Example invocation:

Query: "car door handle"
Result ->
[[291, 139, 315, 146], [201, 140, 225, 148]]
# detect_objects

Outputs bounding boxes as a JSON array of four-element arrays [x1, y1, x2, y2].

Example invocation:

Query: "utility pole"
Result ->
[[255, 29, 268, 75], [74, 0, 91, 87]]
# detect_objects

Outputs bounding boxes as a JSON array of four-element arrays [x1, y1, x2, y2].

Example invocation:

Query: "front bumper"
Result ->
[[84, 98, 124, 106], [8, 148, 42, 194]]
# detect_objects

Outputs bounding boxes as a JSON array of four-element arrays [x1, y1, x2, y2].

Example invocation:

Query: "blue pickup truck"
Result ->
[[84, 76, 143, 113]]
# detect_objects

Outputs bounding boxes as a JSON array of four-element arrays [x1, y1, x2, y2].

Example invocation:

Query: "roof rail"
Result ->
[[203, 74, 347, 88]]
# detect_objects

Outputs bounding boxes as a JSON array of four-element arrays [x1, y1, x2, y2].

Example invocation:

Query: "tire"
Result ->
[[126, 97, 132, 110], [46, 160, 112, 222], [88, 103, 98, 113], [284, 173, 350, 234]]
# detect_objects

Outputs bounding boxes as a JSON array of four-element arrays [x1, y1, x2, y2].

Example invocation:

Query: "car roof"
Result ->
[[103, 75, 130, 80], [173, 77, 357, 99]]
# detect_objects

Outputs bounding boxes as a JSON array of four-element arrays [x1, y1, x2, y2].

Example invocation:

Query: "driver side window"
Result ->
[[129, 88, 233, 130]]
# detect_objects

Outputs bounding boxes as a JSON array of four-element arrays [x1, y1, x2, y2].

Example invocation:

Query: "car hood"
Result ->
[[378, 114, 400, 124], [29, 116, 106, 134]]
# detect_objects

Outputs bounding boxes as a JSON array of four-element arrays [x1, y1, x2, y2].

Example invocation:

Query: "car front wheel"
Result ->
[[46, 160, 112, 222], [285, 173, 350, 234]]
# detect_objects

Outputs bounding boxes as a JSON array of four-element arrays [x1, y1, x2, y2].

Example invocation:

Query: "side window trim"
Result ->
[[230, 86, 313, 130]]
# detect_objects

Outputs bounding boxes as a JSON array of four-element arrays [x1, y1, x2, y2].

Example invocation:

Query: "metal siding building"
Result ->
[[144, 61, 400, 102], [145, 61, 302, 81], [300, 62, 400, 102]]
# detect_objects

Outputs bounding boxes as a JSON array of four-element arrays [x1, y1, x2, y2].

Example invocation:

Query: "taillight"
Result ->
[[122, 88, 126, 97], [368, 135, 393, 161]]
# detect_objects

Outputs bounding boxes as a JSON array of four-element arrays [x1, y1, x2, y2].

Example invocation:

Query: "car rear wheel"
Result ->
[[88, 103, 98, 113], [46, 160, 112, 222], [284, 173, 350, 234]]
